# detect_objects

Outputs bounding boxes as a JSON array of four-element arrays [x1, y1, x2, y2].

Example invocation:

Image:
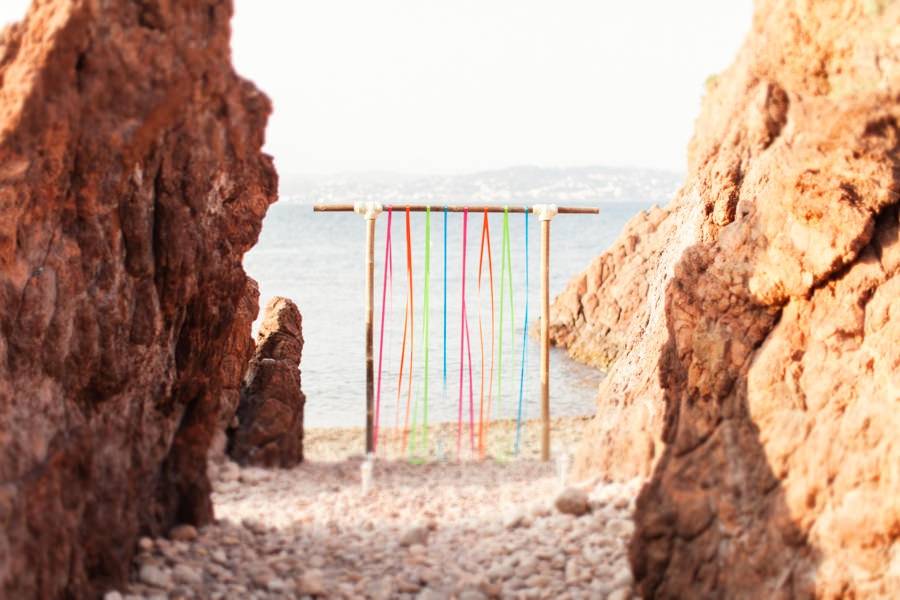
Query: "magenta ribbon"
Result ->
[[457, 208, 476, 458], [374, 207, 392, 451]]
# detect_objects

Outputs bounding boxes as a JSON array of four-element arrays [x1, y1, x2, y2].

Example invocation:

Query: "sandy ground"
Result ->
[[304, 416, 592, 462], [115, 417, 642, 600]]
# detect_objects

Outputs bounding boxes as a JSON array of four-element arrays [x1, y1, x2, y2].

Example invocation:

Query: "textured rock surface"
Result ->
[[0, 1, 276, 597], [219, 278, 261, 431], [549, 201, 691, 480], [548, 203, 674, 371], [555, 0, 899, 597], [228, 297, 306, 468], [633, 0, 900, 591], [211, 277, 260, 459]]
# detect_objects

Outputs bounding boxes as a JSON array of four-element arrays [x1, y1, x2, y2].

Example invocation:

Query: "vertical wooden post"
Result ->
[[357, 202, 382, 454], [540, 219, 550, 462], [365, 216, 376, 454], [534, 204, 557, 462]]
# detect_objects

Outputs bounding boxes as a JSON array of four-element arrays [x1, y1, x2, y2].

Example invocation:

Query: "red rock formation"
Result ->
[[212, 277, 260, 458], [229, 296, 306, 468], [557, 0, 899, 597], [549, 204, 673, 370], [549, 202, 690, 480], [0, 0, 276, 597]]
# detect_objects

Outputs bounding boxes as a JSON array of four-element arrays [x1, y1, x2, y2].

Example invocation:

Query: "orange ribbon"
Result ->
[[476, 210, 495, 459]]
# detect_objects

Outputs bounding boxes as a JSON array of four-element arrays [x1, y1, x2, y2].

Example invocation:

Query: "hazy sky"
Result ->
[[2, 1, 752, 175]]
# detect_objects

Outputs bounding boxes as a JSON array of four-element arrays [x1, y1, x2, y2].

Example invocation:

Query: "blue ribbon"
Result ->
[[442, 206, 448, 403], [515, 210, 529, 453]]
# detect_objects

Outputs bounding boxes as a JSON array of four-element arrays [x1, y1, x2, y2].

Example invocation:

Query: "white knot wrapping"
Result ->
[[532, 203, 558, 221], [353, 201, 383, 220]]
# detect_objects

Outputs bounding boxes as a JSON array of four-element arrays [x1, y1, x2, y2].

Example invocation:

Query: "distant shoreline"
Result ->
[[275, 164, 683, 206]]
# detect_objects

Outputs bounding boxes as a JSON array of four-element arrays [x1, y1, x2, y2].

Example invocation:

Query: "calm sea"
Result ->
[[243, 167, 679, 428]]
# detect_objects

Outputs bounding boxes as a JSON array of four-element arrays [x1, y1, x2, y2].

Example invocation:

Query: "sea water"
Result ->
[[244, 166, 679, 428]]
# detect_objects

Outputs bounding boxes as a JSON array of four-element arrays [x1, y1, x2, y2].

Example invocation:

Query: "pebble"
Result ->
[[296, 569, 325, 596], [138, 564, 172, 590], [480, 580, 503, 598], [397, 577, 422, 593], [121, 420, 638, 598], [371, 576, 394, 599], [555, 487, 591, 516], [137, 537, 154, 552], [612, 567, 634, 589], [504, 511, 527, 530], [607, 587, 631, 600], [417, 587, 449, 600], [241, 518, 268, 535], [606, 517, 634, 538], [400, 525, 429, 546], [169, 524, 199, 542], [488, 563, 513, 581], [250, 569, 275, 589], [172, 564, 203, 585]]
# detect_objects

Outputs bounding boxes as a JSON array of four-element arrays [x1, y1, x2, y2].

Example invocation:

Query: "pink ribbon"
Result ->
[[373, 207, 392, 451], [457, 209, 475, 458]]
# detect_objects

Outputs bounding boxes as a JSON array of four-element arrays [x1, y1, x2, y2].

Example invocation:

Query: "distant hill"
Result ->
[[278, 165, 682, 206]]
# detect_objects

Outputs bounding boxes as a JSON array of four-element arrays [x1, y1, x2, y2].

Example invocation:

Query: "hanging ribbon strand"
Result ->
[[423, 207, 432, 456], [397, 208, 415, 455], [312, 202, 599, 463], [515, 210, 530, 453], [442, 207, 448, 437], [465, 297, 475, 453], [374, 207, 393, 451], [410, 207, 431, 459], [476, 209, 495, 459], [496, 208, 516, 442], [394, 255, 409, 453], [456, 209, 467, 459], [457, 208, 476, 459]]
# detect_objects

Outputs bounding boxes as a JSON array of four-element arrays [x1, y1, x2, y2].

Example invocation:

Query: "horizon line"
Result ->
[[276, 163, 687, 180]]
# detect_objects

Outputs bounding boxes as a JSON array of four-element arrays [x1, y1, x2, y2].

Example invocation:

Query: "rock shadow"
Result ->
[[627, 241, 821, 598]]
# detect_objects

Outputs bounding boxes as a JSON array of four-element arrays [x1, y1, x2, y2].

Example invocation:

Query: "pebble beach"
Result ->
[[115, 417, 642, 599]]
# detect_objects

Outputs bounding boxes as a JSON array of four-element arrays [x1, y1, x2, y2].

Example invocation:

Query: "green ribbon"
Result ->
[[410, 207, 431, 461], [495, 208, 516, 457]]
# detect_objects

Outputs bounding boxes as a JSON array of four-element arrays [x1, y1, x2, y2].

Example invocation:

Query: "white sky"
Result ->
[[2, 1, 752, 175]]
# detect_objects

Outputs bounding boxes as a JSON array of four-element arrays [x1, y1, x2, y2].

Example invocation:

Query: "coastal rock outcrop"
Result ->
[[548, 203, 673, 371], [549, 198, 696, 480], [0, 1, 276, 597], [548, 202, 688, 480], [556, 0, 899, 597], [228, 297, 306, 468]]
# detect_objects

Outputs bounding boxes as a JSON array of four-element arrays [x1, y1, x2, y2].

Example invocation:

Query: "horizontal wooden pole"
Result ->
[[312, 203, 599, 215]]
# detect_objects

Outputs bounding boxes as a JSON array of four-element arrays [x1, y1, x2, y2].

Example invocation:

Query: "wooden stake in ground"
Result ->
[[356, 201, 382, 454], [533, 204, 558, 462]]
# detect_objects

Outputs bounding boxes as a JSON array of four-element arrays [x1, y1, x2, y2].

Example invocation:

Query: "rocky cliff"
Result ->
[[556, 0, 899, 597], [548, 201, 688, 480], [211, 277, 260, 459], [0, 0, 276, 597]]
